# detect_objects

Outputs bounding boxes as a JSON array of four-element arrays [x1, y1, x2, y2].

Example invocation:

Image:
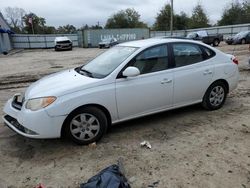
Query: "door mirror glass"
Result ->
[[122, 66, 140, 77]]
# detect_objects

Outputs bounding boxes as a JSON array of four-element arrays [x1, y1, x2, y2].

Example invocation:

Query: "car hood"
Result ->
[[25, 69, 101, 99], [99, 41, 109, 45]]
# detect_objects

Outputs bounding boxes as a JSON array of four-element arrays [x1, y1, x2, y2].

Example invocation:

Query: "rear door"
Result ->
[[170, 42, 215, 106]]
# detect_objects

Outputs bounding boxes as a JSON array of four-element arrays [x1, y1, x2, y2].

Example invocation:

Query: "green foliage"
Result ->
[[218, 0, 250, 25], [105, 8, 147, 29], [57, 24, 77, 34], [153, 4, 190, 31], [189, 4, 210, 29], [174, 12, 190, 30], [153, 4, 172, 31], [79, 24, 102, 30], [23, 13, 46, 34]]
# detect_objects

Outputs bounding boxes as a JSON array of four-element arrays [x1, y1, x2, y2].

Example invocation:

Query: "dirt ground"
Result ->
[[0, 43, 249, 188]]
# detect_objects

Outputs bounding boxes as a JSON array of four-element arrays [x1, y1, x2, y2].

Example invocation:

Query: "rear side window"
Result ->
[[130, 44, 168, 74], [202, 46, 216, 59], [173, 43, 203, 67]]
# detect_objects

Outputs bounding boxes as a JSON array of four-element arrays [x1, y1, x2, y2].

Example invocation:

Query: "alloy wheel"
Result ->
[[70, 113, 100, 141], [209, 86, 225, 107]]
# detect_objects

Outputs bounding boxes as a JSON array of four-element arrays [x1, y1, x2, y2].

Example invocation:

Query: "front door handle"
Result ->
[[161, 78, 172, 84], [203, 70, 213, 75]]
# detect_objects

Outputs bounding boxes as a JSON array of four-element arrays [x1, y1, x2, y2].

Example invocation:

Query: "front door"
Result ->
[[115, 44, 174, 120]]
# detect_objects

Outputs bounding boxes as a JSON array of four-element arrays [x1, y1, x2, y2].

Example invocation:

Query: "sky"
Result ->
[[0, 0, 234, 28]]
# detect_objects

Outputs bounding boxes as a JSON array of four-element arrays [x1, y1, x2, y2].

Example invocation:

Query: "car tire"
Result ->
[[64, 106, 108, 145], [241, 38, 246, 44], [202, 81, 227, 111], [54, 46, 58, 51], [213, 39, 220, 47]]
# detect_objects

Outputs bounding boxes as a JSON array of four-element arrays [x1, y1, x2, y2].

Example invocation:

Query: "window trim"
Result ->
[[117, 43, 171, 79], [169, 42, 215, 68]]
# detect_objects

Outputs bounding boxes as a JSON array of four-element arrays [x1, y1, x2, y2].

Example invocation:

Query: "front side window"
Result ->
[[81, 46, 137, 78], [173, 43, 203, 67], [130, 44, 168, 74]]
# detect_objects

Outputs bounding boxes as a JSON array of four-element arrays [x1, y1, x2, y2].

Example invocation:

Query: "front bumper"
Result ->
[[2, 96, 66, 139], [99, 44, 110, 48], [55, 43, 72, 50]]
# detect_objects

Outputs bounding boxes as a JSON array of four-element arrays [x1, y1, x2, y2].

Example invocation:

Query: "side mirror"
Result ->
[[122, 66, 140, 77]]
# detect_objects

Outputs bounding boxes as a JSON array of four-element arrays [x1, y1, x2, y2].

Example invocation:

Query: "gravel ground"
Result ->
[[0, 44, 249, 188]]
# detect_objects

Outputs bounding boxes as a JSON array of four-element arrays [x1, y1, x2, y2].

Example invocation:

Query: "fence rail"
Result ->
[[11, 34, 78, 49], [9, 23, 250, 49], [150, 23, 250, 38]]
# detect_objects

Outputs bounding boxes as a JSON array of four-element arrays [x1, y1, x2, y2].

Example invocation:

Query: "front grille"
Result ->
[[56, 40, 71, 44]]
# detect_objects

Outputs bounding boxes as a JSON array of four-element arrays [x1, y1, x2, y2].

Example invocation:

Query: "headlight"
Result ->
[[25, 96, 56, 111]]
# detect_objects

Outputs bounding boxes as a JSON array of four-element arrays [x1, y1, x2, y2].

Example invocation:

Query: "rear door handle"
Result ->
[[203, 70, 212, 75], [161, 78, 172, 84]]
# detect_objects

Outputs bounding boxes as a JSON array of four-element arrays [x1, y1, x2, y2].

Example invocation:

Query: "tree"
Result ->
[[174, 12, 190, 30], [90, 25, 102, 29], [153, 4, 191, 31], [153, 4, 172, 31], [4, 7, 26, 33], [43, 26, 57, 34], [22, 13, 46, 34], [105, 8, 147, 29], [242, 0, 250, 23], [189, 4, 210, 29], [57, 24, 77, 34], [218, 0, 250, 25]]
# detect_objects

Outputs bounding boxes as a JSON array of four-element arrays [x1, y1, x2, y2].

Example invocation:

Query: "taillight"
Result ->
[[232, 57, 239, 65]]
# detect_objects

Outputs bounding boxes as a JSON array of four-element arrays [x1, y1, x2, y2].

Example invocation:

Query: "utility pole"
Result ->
[[170, 0, 173, 36]]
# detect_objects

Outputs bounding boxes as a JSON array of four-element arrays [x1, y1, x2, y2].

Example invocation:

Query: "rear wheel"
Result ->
[[202, 81, 227, 110], [64, 107, 108, 145], [241, 38, 246, 44], [213, 39, 220, 46]]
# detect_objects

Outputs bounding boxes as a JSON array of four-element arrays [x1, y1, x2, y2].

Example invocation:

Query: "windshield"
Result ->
[[80, 46, 137, 78], [187, 32, 197, 38], [102, 38, 112, 42], [235, 31, 249, 38]]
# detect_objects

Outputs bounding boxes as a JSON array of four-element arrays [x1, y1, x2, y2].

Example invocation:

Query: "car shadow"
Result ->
[[0, 103, 211, 162], [110, 104, 203, 130]]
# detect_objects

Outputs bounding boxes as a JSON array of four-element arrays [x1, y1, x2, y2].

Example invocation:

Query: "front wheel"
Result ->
[[202, 82, 227, 110], [64, 107, 108, 145]]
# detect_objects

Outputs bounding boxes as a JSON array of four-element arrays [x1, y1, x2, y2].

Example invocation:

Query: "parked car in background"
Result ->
[[186, 30, 223, 46], [99, 38, 118, 48], [226, 31, 250, 45], [3, 38, 239, 145], [54, 37, 73, 51]]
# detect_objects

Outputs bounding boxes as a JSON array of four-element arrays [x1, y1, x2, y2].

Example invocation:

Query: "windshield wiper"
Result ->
[[79, 68, 94, 78]]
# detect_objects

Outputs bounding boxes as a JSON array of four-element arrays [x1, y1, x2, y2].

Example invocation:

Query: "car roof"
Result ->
[[118, 38, 203, 48]]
